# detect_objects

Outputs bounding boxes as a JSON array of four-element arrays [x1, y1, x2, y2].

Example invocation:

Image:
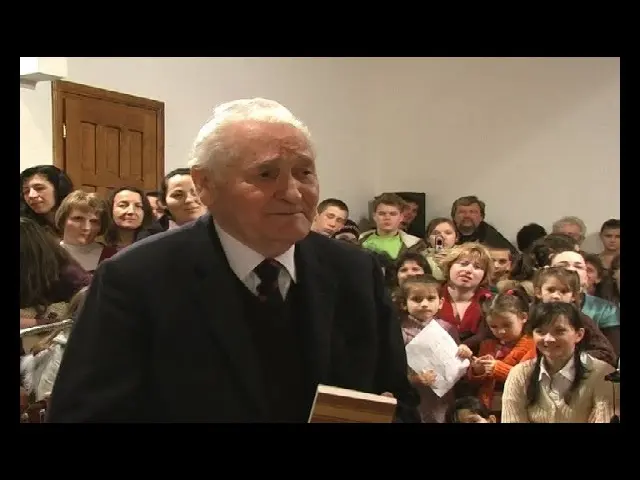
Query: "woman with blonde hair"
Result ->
[[438, 242, 494, 353], [55, 190, 118, 273]]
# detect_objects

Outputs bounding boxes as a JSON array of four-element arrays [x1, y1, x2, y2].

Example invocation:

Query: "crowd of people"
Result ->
[[20, 97, 620, 423]]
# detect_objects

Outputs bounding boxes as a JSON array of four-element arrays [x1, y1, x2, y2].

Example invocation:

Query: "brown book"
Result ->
[[308, 384, 398, 423]]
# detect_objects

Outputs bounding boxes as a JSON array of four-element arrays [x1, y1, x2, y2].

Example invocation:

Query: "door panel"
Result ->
[[52, 80, 164, 201]]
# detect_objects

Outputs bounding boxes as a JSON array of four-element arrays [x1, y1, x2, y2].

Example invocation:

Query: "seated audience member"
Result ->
[[397, 192, 424, 238], [392, 251, 433, 288], [446, 396, 497, 423], [103, 186, 154, 250], [524, 267, 616, 366], [510, 233, 579, 282], [20, 165, 74, 238], [598, 218, 620, 270], [423, 217, 458, 281], [550, 249, 620, 355], [438, 242, 493, 353], [583, 252, 618, 304], [159, 168, 207, 227], [360, 193, 426, 260], [502, 302, 615, 423], [486, 245, 514, 293], [450, 196, 516, 254], [515, 223, 547, 252], [552, 216, 587, 246], [331, 219, 359, 245], [20, 217, 91, 330], [55, 190, 118, 273], [468, 286, 535, 420], [139, 169, 207, 240], [396, 275, 472, 423], [145, 191, 165, 220], [311, 198, 349, 237]]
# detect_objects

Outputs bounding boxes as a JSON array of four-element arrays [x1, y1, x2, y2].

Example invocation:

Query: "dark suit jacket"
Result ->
[[47, 213, 420, 423]]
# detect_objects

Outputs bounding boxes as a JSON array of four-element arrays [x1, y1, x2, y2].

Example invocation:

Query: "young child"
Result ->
[[468, 285, 535, 420], [524, 267, 617, 367], [446, 396, 497, 423], [502, 302, 616, 423], [396, 275, 473, 423]]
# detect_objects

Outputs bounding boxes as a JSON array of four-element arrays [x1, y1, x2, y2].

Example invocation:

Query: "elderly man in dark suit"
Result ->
[[47, 98, 420, 423]]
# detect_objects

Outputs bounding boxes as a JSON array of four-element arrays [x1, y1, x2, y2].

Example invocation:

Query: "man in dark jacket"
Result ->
[[451, 195, 517, 254], [47, 97, 420, 423]]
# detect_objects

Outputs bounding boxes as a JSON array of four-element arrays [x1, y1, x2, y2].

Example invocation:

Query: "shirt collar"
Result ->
[[539, 354, 576, 383], [213, 220, 296, 283]]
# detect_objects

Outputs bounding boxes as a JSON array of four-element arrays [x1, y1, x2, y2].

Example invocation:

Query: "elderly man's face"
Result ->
[[556, 223, 583, 243], [196, 121, 319, 255]]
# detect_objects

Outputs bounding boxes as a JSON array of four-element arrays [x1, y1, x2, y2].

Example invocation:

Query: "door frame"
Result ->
[[51, 80, 165, 189]]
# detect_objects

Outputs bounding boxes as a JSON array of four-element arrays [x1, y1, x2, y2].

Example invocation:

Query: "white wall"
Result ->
[[19, 57, 373, 220], [20, 57, 619, 248], [366, 57, 620, 249]]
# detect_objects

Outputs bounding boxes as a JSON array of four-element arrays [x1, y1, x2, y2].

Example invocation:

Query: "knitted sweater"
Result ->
[[502, 354, 616, 423], [468, 335, 535, 409]]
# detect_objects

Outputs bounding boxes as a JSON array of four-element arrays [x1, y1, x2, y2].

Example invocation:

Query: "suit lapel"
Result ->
[[295, 235, 337, 387], [189, 214, 268, 417]]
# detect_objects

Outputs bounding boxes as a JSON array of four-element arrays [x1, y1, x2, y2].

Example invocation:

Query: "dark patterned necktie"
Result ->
[[254, 259, 283, 304]]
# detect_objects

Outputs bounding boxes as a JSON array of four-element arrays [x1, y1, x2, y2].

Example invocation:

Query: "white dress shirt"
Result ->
[[539, 354, 577, 404], [214, 221, 296, 298]]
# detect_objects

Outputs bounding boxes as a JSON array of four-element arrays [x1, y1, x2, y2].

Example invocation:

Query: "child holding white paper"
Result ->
[[395, 275, 473, 423]]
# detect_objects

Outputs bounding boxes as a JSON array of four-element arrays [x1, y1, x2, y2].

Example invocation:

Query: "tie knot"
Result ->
[[254, 259, 281, 284], [254, 259, 282, 302]]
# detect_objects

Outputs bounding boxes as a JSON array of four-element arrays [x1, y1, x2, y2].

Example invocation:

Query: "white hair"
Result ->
[[552, 216, 587, 240], [188, 98, 312, 174]]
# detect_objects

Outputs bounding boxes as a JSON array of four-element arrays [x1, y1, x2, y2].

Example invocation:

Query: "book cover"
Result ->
[[308, 384, 397, 423]]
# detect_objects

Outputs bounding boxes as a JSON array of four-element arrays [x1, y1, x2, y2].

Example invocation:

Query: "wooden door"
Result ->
[[52, 81, 164, 199]]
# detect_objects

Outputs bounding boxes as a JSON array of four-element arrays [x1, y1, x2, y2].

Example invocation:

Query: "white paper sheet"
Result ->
[[405, 320, 470, 398]]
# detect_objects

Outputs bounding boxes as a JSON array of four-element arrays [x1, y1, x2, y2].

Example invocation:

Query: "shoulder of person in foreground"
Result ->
[[304, 233, 421, 422], [102, 219, 202, 275], [46, 223, 201, 422]]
